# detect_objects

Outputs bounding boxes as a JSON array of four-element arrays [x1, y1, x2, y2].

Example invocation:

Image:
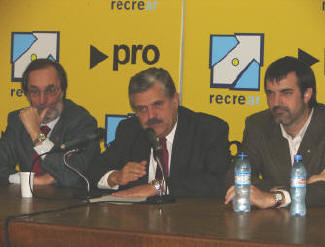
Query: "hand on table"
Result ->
[[111, 184, 158, 198], [225, 185, 276, 209], [34, 173, 56, 185]]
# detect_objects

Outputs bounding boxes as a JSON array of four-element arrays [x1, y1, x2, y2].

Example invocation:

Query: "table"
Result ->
[[0, 184, 324, 247]]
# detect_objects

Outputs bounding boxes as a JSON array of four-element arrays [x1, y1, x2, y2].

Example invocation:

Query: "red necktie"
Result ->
[[155, 137, 169, 180], [32, 125, 51, 175]]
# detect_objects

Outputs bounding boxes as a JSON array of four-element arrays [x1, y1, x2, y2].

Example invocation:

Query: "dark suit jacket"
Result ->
[[235, 104, 325, 207], [90, 106, 230, 197], [0, 99, 100, 188]]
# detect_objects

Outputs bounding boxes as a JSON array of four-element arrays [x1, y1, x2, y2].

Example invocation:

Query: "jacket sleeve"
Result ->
[[0, 112, 22, 184], [40, 110, 100, 188]]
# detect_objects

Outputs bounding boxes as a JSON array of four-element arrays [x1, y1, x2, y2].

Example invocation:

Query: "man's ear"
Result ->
[[304, 88, 312, 104], [173, 92, 179, 106]]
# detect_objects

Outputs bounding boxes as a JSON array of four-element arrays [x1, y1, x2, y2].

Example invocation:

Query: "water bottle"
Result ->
[[234, 153, 251, 213], [290, 154, 307, 216]]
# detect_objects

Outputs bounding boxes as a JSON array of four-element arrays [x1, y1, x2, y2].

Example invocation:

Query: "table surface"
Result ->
[[0, 184, 324, 247]]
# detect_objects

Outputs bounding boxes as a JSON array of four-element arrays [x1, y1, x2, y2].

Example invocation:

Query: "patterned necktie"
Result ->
[[32, 125, 51, 175], [155, 137, 169, 180]]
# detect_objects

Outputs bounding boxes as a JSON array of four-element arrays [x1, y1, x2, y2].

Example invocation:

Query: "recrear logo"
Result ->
[[110, 0, 158, 11]]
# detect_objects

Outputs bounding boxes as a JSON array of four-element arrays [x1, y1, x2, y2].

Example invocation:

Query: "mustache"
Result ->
[[271, 106, 289, 113], [37, 105, 47, 111], [146, 118, 163, 126]]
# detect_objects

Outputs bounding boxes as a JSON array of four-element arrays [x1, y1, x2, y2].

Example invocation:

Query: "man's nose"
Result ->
[[272, 93, 282, 106], [147, 106, 157, 120], [39, 92, 48, 105]]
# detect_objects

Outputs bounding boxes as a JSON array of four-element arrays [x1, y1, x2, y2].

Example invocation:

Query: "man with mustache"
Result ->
[[225, 56, 325, 208], [0, 59, 99, 187], [90, 67, 230, 197]]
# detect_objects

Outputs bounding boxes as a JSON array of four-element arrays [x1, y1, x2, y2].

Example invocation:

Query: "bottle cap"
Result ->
[[238, 152, 247, 160], [294, 154, 302, 162]]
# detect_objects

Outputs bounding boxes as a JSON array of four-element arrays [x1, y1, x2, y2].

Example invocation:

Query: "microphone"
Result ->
[[144, 128, 175, 204], [53, 128, 105, 152], [144, 128, 161, 154]]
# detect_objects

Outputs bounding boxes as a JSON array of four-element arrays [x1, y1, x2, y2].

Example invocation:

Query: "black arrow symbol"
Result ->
[[298, 49, 319, 67], [90, 45, 108, 69]]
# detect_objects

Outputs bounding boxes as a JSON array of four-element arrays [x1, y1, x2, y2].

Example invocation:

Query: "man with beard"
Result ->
[[0, 59, 99, 187], [90, 67, 230, 197], [225, 56, 325, 208]]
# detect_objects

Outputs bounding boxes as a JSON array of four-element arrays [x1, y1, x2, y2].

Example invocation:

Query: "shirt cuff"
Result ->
[[97, 170, 119, 190], [9, 173, 20, 184], [279, 190, 291, 207], [34, 138, 55, 159]]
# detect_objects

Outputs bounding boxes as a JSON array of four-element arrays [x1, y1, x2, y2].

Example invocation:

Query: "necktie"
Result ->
[[155, 137, 169, 180], [32, 125, 51, 175]]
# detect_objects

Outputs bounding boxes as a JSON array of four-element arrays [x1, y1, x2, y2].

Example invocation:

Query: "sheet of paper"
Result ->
[[89, 194, 147, 204]]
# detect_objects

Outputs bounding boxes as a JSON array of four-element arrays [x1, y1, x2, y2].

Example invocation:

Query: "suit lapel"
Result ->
[[49, 117, 63, 146], [47, 100, 70, 146], [266, 120, 292, 177], [136, 131, 151, 177], [21, 126, 35, 169], [298, 106, 324, 171], [170, 108, 189, 178], [130, 128, 151, 181]]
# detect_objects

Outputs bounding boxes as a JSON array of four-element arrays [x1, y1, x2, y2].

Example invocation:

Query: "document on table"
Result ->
[[89, 194, 147, 204]]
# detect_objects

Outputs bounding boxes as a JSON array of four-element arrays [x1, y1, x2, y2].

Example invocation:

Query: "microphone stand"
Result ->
[[63, 148, 102, 201], [146, 149, 175, 204]]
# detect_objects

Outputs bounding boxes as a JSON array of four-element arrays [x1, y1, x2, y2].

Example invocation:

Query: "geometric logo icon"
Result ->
[[209, 33, 264, 91], [90, 45, 108, 69], [105, 113, 134, 146], [11, 31, 60, 82], [298, 49, 319, 67]]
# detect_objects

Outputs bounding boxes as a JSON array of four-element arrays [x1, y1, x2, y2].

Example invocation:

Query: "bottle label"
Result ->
[[291, 176, 306, 188], [235, 172, 251, 185]]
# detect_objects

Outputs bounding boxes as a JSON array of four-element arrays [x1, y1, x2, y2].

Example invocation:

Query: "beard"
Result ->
[[41, 105, 62, 123], [37, 95, 64, 124], [271, 104, 306, 127], [271, 106, 292, 125]]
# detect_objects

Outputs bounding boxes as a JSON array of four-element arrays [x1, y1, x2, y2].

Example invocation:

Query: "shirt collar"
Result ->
[[165, 118, 178, 145], [280, 108, 314, 141], [41, 116, 60, 130]]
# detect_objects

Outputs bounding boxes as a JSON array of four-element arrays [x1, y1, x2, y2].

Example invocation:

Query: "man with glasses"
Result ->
[[0, 59, 100, 187]]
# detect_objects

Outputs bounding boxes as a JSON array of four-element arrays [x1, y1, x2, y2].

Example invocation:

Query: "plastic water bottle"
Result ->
[[290, 154, 307, 216], [234, 153, 251, 213]]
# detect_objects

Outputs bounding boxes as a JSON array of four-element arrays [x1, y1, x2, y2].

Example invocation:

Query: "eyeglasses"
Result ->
[[28, 86, 60, 98]]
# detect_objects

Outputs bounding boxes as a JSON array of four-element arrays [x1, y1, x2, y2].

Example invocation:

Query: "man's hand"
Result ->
[[224, 185, 235, 205], [111, 184, 158, 198], [308, 168, 325, 184], [108, 161, 147, 187], [250, 185, 276, 209], [19, 107, 49, 141], [34, 173, 56, 185], [225, 185, 276, 209]]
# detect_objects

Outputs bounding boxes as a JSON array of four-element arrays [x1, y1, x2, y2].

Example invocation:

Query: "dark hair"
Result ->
[[128, 67, 176, 109], [22, 59, 68, 98], [264, 56, 317, 108]]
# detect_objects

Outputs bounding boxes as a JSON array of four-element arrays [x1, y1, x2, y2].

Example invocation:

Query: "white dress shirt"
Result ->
[[277, 108, 313, 207]]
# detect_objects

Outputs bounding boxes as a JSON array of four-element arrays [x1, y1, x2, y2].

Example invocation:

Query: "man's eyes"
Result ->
[[153, 101, 164, 107]]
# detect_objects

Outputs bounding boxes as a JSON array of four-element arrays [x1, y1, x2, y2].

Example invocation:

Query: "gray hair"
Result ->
[[128, 67, 176, 109]]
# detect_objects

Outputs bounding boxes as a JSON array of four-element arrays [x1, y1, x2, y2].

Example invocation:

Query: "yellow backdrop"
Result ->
[[0, 0, 324, 144]]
